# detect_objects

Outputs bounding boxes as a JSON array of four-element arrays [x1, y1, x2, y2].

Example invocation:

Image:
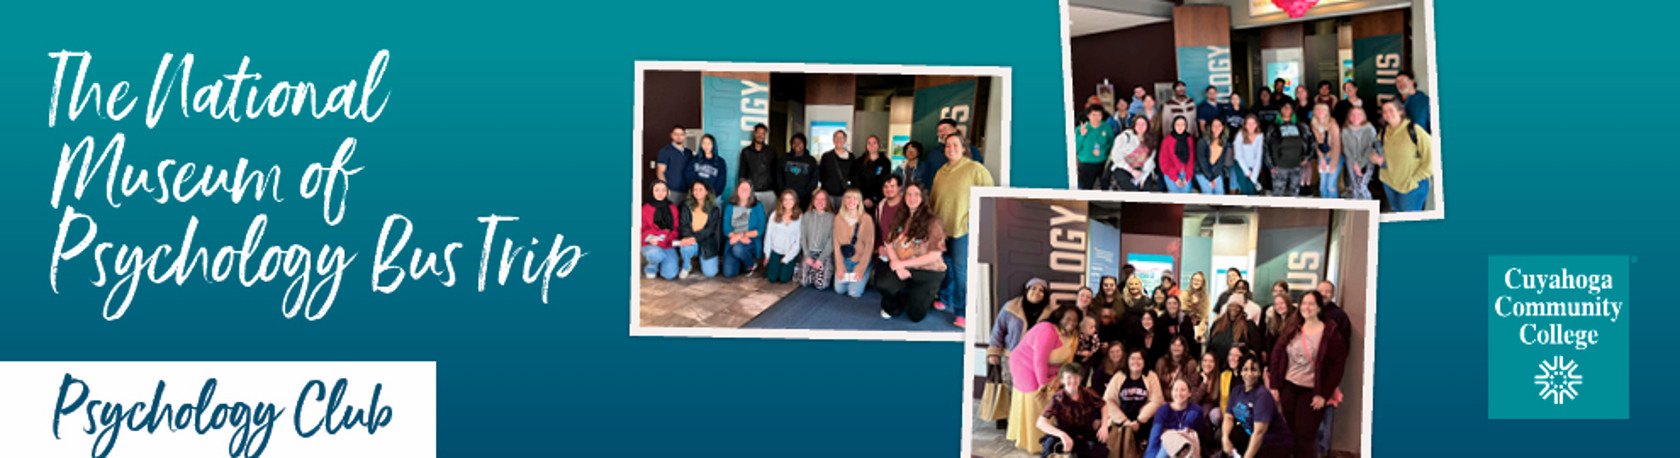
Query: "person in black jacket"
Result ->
[[818, 129, 857, 205], [1264, 103, 1313, 197], [738, 123, 779, 206], [853, 135, 894, 213], [779, 133, 819, 208], [677, 181, 724, 278]]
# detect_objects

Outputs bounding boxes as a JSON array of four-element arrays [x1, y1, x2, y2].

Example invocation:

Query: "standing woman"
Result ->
[[1182, 272, 1212, 336], [1231, 280, 1263, 327], [720, 180, 766, 278], [798, 190, 835, 289], [832, 188, 875, 297], [1195, 119, 1232, 194], [1269, 291, 1350, 458], [1340, 106, 1380, 201], [1223, 92, 1248, 131], [684, 134, 729, 199], [1311, 103, 1343, 199], [1232, 114, 1266, 196], [1263, 283, 1297, 353], [1373, 98, 1434, 212], [1006, 305, 1085, 455], [894, 141, 928, 187], [779, 133, 820, 208], [990, 278, 1052, 372], [677, 181, 723, 278], [1101, 116, 1157, 192], [853, 136, 894, 212], [1159, 296, 1199, 356], [1102, 349, 1164, 458], [762, 189, 804, 284], [1077, 106, 1116, 189], [1121, 275, 1154, 317], [640, 181, 685, 279], [1158, 116, 1196, 193], [1093, 275, 1124, 320], [1158, 272, 1182, 299], [1223, 350, 1294, 458], [878, 182, 948, 322]]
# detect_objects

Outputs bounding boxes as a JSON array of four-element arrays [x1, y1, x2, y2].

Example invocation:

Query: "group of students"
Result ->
[[1075, 74, 1434, 212], [989, 267, 1355, 458], [641, 120, 994, 328]]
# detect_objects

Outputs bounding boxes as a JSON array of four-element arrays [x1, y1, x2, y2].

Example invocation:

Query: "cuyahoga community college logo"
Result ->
[[1534, 356, 1583, 405]]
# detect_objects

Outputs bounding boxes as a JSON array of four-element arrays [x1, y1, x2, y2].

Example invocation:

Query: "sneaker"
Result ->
[[954, 316, 966, 328], [679, 266, 692, 280], [881, 310, 892, 319], [644, 272, 656, 279], [933, 301, 947, 311]]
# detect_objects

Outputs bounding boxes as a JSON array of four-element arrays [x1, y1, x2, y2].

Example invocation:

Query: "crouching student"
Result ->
[[832, 188, 876, 297]]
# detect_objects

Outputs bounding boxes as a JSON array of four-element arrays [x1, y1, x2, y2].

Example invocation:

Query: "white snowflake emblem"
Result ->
[[1534, 356, 1583, 405]]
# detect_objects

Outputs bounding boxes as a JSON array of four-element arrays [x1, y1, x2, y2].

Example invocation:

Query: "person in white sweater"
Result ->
[[1231, 114, 1266, 196], [763, 189, 803, 284]]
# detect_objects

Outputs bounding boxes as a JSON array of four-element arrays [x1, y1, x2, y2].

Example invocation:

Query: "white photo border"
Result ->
[[630, 60, 1012, 342], [1058, 0, 1445, 223], [957, 186, 1381, 458]]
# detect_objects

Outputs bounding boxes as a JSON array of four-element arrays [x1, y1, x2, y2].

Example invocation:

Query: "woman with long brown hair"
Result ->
[[762, 189, 803, 284], [878, 182, 947, 322], [1206, 293, 1260, 370], [1182, 271, 1211, 336], [1268, 290, 1350, 458]]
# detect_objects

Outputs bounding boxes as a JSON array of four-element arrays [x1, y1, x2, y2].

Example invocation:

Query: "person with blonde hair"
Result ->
[[831, 188, 875, 297]]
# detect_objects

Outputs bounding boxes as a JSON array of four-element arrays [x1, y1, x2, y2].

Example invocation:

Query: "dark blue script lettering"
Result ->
[[53, 374, 282, 458]]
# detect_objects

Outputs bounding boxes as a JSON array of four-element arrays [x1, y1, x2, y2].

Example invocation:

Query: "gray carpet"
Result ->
[[741, 285, 962, 332]]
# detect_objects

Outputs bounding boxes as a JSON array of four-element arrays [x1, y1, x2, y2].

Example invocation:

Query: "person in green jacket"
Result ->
[[1371, 99, 1433, 212], [1076, 106, 1116, 189]]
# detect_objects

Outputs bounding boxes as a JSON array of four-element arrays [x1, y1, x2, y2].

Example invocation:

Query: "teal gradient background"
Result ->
[[0, 0, 1674, 456]]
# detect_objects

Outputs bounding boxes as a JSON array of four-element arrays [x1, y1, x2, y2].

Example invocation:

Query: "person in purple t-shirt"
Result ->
[[1223, 350, 1293, 458]]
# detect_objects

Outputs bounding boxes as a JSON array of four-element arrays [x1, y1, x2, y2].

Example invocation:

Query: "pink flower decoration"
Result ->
[[1273, 0, 1320, 19]]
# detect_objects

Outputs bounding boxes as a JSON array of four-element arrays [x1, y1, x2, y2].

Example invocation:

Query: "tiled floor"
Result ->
[[638, 270, 799, 328], [972, 415, 1034, 458]]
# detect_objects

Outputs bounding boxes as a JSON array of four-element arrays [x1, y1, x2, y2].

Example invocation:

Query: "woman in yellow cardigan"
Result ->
[[1372, 98, 1433, 212]]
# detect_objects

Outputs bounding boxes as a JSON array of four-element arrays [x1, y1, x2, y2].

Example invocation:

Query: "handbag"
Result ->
[[839, 220, 860, 258], [979, 363, 1012, 422]]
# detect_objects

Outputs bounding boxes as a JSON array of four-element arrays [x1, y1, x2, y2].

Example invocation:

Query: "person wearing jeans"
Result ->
[[640, 181, 684, 279], [832, 188, 876, 297], [676, 181, 723, 278], [1196, 118, 1231, 195], [1373, 99, 1433, 212], [1340, 108, 1379, 201], [930, 133, 993, 328], [720, 180, 765, 278], [1311, 103, 1342, 199]]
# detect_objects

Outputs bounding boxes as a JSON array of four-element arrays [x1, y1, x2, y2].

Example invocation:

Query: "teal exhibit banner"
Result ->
[[1086, 220, 1120, 289], [911, 79, 976, 151], [1487, 256, 1630, 419], [702, 75, 769, 192], [1353, 33, 1404, 108], [1175, 45, 1233, 102], [1254, 226, 1327, 300]]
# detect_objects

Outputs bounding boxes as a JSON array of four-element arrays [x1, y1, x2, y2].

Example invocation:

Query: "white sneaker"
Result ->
[[881, 310, 892, 319], [679, 266, 692, 279], [644, 272, 656, 279]]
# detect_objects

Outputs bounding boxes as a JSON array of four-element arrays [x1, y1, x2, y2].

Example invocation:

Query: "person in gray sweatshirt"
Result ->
[[1339, 108, 1380, 200], [799, 189, 837, 290]]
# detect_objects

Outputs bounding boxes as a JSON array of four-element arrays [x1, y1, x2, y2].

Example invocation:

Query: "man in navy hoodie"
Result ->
[[655, 125, 692, 204]]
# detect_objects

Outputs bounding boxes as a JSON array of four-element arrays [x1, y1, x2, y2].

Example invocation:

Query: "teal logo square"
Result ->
[[1488, 256, 1629, 419]]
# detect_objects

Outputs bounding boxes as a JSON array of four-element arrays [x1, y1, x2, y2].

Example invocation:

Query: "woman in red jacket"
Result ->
[[1268, 290, 1348, 458], [640, 181, 685, 279], [1158, 116, 1196, 193]]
